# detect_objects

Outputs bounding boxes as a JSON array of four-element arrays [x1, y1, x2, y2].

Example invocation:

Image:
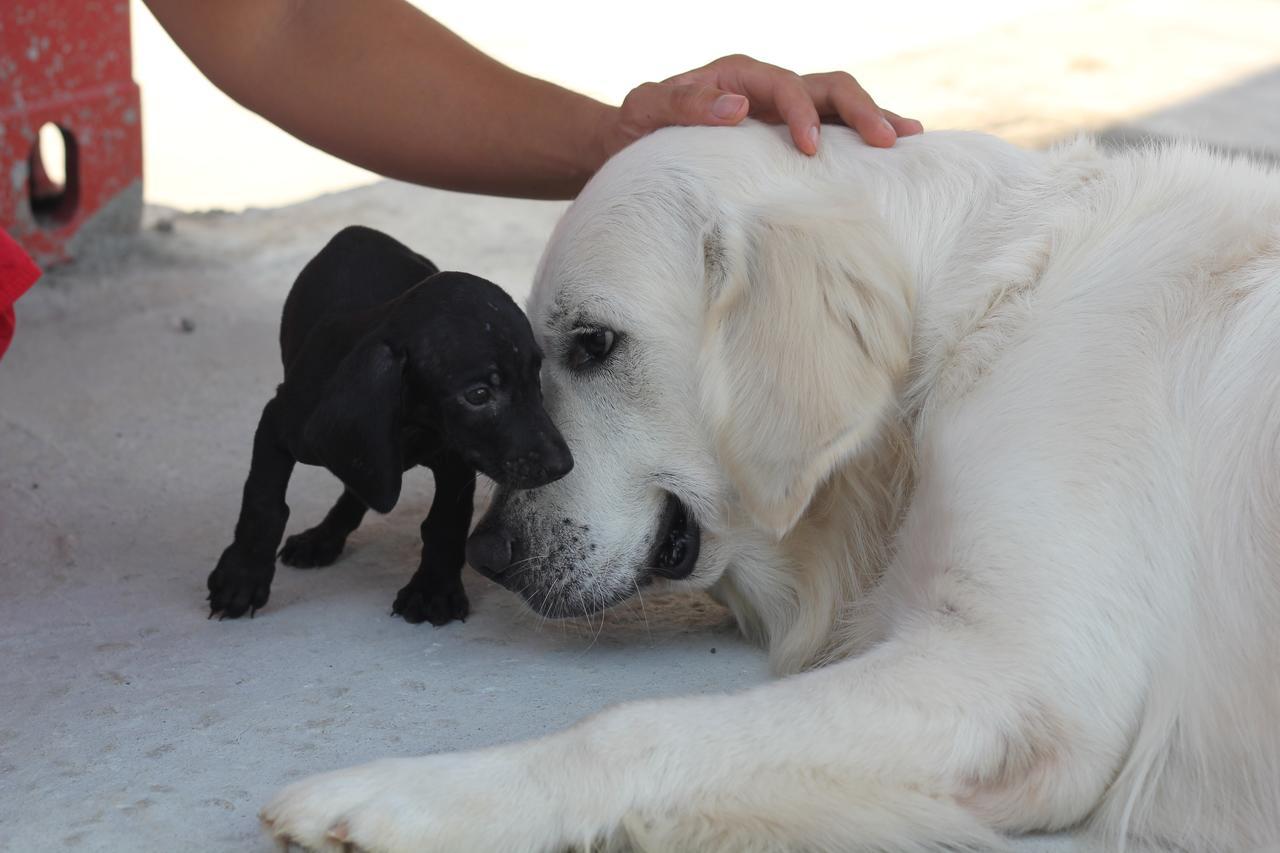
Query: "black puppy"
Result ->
[[207, 226, 572, 625]]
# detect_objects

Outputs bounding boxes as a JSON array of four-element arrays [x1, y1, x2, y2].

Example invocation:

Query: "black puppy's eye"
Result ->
[[567, 328, 617, 371], [464, 386, 492, 406]]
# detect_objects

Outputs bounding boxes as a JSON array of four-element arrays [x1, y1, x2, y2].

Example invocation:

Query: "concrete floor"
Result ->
[[0, 185, 775, 851], [6, 15, 1280, 851]]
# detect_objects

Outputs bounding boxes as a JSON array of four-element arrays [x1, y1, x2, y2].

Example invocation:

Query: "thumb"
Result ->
[[619, 82, 749, 137]]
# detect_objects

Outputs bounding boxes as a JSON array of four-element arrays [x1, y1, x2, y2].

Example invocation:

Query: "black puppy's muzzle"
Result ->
[[498, 431, 573, 489], [462, 414, 572, 489]]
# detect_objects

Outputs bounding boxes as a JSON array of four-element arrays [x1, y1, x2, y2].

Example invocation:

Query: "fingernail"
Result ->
[[881, 116, 897, 137], [712, 94, 747, 119], [808, 125, 819, 152]]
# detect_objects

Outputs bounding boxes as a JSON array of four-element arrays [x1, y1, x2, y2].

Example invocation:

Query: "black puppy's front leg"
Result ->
[[208, 398, 295, 618], [393, 453, 475, 626], [279, 488, 368, 568]]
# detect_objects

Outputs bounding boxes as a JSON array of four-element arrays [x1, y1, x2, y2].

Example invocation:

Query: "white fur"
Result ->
[[263, 123, 1280, 852]]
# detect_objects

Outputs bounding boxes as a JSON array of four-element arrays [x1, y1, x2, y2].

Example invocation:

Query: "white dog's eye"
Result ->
[[567, 328, 617, 371]]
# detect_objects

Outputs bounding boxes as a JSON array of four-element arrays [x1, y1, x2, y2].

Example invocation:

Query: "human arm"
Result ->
[[143, 0, 920, 199]]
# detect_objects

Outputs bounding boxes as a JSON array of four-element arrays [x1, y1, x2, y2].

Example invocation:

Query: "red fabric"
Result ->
[[0, 229, 41, 361]]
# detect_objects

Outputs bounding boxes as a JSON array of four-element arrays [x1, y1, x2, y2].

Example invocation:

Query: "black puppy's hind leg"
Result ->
[[393, 453, 475, 626], [208, 398, 295, 619], [279, 489, 368, 568]]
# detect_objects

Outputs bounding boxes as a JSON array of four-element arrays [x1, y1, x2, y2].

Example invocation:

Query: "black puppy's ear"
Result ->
[[303, 339, 405, 513]]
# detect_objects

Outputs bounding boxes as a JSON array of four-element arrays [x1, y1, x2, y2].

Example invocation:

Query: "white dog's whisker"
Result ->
[[631, 578, 653, 646]]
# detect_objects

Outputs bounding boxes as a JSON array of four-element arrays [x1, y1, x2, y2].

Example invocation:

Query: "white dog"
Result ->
[[263, 123, 1280, 852]]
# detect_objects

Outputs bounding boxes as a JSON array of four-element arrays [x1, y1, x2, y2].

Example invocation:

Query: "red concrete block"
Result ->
[[1, 0, 143, 267]]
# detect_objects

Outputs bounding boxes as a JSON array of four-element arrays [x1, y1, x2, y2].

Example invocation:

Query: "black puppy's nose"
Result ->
[[542, 439, 573, 482], [466, 526, 513, 580], [504, 434, 573, 489]]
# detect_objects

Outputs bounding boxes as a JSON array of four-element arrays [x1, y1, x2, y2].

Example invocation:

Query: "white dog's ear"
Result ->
[[699, 208, 912, 539]]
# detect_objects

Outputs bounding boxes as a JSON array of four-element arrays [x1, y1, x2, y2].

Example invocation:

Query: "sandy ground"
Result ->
[[131, 0, 1280, 210], [4, 2, 1280, 850]]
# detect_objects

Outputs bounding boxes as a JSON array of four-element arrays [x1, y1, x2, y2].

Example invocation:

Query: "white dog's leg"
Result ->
[[263, 611, 1125, 853], [265, 409, 1161, 852]]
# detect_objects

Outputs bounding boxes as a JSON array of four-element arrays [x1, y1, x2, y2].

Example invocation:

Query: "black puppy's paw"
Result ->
[[207, 546, 274, 619], [392, 579, 470, 626], [279, 527, 345, 569]]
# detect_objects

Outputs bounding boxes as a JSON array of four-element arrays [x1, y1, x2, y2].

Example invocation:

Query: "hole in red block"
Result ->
[[28, 123, 80, 229]]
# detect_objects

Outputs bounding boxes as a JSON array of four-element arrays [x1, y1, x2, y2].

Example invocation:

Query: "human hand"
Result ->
[[601, 53, 923, 160]]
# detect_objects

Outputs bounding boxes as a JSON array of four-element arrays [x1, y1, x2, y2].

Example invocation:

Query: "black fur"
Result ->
[[207, 226, 572, 624]]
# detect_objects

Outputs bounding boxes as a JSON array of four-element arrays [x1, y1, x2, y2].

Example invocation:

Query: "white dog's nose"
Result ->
[[466, 525, 513, 580]]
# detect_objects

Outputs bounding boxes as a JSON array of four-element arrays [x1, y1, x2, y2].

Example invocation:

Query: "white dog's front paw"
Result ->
[[261, 751, 585, 853], [262, 757, 425, 853]]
